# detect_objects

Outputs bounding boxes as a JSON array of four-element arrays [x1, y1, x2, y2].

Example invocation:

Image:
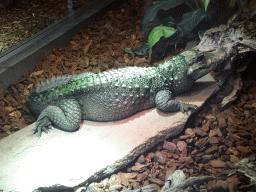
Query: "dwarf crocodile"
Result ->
[[27, 50, 219, 137]]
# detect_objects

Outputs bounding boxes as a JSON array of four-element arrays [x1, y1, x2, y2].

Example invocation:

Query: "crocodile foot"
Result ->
[[179, 102, 197, 113], [32, 117, 55, 137]]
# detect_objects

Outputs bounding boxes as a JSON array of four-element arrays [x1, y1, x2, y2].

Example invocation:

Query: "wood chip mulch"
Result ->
[[0, 0, 93, 53], [100, 68, 256, 191], [0, 0, 256, 191]]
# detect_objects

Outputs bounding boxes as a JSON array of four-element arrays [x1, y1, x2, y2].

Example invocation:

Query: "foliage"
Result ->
[[140, 0, 186, 32], [148, 26, 177, 58], [125, 0, 249, 59]]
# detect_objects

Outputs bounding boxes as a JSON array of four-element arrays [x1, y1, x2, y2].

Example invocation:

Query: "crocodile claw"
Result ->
[[180, 102, 197, 113], [33, 117, 53, 137]]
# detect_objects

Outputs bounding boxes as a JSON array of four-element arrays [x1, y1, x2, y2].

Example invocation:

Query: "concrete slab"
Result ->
[[0, 74, 218, 192]]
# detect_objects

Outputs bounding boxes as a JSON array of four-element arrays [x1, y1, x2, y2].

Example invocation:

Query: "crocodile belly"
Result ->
[[78, 91, 154, 122]]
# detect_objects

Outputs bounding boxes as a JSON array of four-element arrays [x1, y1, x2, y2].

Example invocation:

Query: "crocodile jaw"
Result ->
[[187, 60, 218, 80], [187, 49, 228, 80]]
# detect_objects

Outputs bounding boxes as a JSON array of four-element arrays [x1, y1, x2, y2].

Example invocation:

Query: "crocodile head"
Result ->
[[184, 49, 228, 80]]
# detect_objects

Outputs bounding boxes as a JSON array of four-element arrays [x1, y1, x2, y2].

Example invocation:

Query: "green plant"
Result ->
[[125, 0, 248, 60], [148, 26, 177, 58]]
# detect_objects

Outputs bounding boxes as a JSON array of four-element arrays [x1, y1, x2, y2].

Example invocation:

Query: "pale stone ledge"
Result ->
[[0, 74, 218, 192]]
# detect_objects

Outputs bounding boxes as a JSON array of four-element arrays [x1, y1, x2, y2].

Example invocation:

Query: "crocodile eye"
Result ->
[[197, 55, 205, 62]]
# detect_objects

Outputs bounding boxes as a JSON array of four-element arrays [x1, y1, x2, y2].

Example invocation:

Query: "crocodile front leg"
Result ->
[[155, 90, 197, 113], [33, 99, 82, 137]]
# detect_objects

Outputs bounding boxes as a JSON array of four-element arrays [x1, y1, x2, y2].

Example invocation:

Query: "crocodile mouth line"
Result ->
[[187, 60, 218, 80]]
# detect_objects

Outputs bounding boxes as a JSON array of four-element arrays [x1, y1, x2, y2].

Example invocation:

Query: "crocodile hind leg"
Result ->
[[33, 99, 82, 137], [155, 90, 197, 113]]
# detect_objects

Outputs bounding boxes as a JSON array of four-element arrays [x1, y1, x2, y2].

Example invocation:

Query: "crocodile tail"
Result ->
[[35, 75, 73, 92]]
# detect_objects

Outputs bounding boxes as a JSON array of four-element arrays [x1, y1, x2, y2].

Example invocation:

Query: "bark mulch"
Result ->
[[0, 0, 255, 191]]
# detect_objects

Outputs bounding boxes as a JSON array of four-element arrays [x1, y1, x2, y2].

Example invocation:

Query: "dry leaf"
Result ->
[[2, 125, 12, 134], [132, 163, 150, 171], [117, 172, 130, 186], [27, 84, 34, 90], [24, 89, 30, 96], [103, 22, 115, 31], [30, 70, 44, 77], [124, 172, 137, 179], [5, 106, 15, 112], [131, 34, 136, 40], [83, 40, 92, 54], [123, 53, 130, 64], [47, 54, 56, 62], [85, 57, 90, 68], [9, 111, 22, 118], [90, 58, 97, 66]]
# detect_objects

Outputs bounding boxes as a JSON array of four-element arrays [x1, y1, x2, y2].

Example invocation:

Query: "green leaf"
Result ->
[[176, 7, 207, 36], [148, 26, 177, 59], [160, 16, 177, 27], [149, 48, 152, 59], [200, 0, 211, 12], [141, 0, 187, 32], [124, 48, 134, 54], [148, 26, 177, 49], [150, 8, 207, 59], [132, 42, 150, 56]]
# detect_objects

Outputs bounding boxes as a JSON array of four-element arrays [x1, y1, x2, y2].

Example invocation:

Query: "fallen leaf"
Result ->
[[83, 40, 92, 54], [9, 111, 22, 118], [30, 70, 44, 77]]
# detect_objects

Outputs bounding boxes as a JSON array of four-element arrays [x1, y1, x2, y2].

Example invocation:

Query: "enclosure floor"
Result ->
[[0, 74, 217, 192]]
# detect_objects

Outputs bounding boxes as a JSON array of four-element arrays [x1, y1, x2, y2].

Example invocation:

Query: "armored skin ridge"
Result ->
[[26, 50, 216, 137]]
